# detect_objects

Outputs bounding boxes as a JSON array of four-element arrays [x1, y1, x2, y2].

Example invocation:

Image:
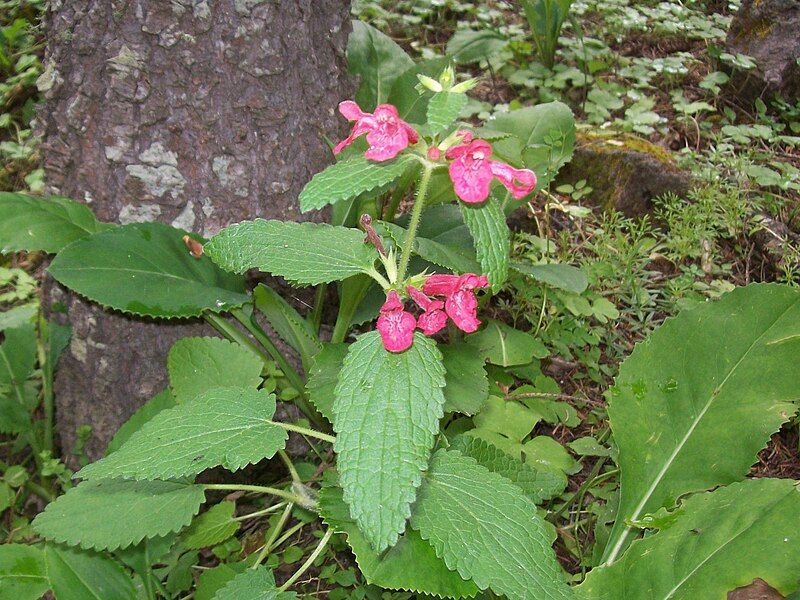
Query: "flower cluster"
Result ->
[[376, 274, 488, 352]]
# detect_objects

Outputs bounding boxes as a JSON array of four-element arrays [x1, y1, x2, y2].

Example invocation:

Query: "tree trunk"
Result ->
[[38, 0, 353, 460]]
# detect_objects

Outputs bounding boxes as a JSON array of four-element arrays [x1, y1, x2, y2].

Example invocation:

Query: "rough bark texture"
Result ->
[[38, 0, 354, 459]]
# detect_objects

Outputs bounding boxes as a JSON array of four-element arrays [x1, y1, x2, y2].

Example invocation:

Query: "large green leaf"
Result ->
[[411, 449, 573, 600], [466, 319, 549, 366], [33, 479, 205, 551], [603, 284, 800, 564], [45, 545, 136, 600], [212, 566, 295, 600], [48, 223, 249, 318], [333, 331, 445, 552], [168, 337, 264, 405], [253, 285, 322, 370], [320, 483, 479, 598], [299, 154, 415, 213], [77, 388, 287, 481], [105, 390, 176, 455], [0, 192, 110, 254], [460, 196, 510, 290], [306, 342, 349, 423], [205, 220, 378, 286], [580, 479, 800, 599], [446, 29, 509, 66], [512, 262, 588, 294], [440, 342, 488, 415], [348, 20, 414, 110], [0, 544, 49, 599]]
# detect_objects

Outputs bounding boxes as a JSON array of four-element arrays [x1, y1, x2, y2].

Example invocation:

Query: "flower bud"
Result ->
[[416, 74, 443, 93]]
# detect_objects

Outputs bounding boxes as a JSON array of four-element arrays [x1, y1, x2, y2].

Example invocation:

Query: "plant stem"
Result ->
[[271, 421, 335, 444], [278, 449, 301, 484], [397, 163, 434, 283], [234, 503, 286, 522], [24, 479, 54, 503], [203, 312, 266, 361], [309, 284, 327, 335], [253, 502, 294, 568], [384, 164, 419, 221], [204, 484, 309, 506], [279, 528, 333, 592]]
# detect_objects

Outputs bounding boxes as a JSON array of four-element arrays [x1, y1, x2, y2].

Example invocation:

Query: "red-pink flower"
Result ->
[[407, 286, 447, 335], [376, 291, 416, 352], [422, 273, 489, 333], [446, 131, 537, 204], [334, 101, 419, 162]]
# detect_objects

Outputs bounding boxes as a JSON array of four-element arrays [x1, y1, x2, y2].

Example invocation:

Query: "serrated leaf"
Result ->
[[333, 331, 445, 552], [603, 284, 800, 564], [466, 319, 549, 366], [348, 21, 414, 110], [48, 222, 249, 318], [299, 155, 414, 213], [378, 221, 480, 274], [512, 262, 588, 294], [450, 435, 565, 503], [440, 342, 488, 415], [0, 192, 111, 254], [460, 196, 510, 290], [45, 545, 136, 600], [306, 342, 349, 423], [106, 390, 176, 455], [0, 544, 49, 599], [205, 220, 378, 285], [411, 449, 573, 599], [427, 92, 468, 133], [33, 480, 205, 551], [212, 566, 295, 600], [319, 483, 479, 598], [77, 388, 287, 481], [580, 479, 800, 599], [168, 337, 264, 405], [183, 501, 240, 549]]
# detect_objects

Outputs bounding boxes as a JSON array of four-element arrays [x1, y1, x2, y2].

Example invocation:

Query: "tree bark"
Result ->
[[38, 0, 353, 460]]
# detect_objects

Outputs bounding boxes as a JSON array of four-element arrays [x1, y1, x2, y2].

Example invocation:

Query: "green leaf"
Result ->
[[183, 501, 240, 549], [168, 337, 264, 405], [33, 479, 205, 551], [603, 284, 800, 563], [427, 92, 468, 133], [450, 434, 566, 503], [306, 342, 349, 423], [299, 154, 414, 213], [333, 331, 445, 552], [0, 397, 30, 435], [0, 544, 49, 599], [205, 220, 378, 285], [512, 262, 588, 294], [77, 388, 287, 481], [0, 322, 36, 404], [580, 479, 800, 599], [466, 319, 549, 366], [48, 223, 249, 318], [378, 221, 480, 274], [212, 565, 295, 600], [105, 390, 176, 455], [253, 285, 322, 370], [446, 29, 508, 66], [460, 196, 510, 290], [196, 562, 248, 600], [441, 342, 489, 415], [320, 483, 479, 598], [0, 304, 37, 331], [388, 58, 450, 124], [0, 192, 110, 254], [410, 449, 573, 599], [45, 545, 136, 600], [348, 20, 414, 110]]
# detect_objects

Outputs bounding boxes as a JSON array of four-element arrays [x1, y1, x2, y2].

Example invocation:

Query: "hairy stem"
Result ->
[[279, 528, 333, 591], [397, 163, 434, 283], [271, 421, 335, 444], [253, 502, 294, 568], [204, 484, 309, 506]]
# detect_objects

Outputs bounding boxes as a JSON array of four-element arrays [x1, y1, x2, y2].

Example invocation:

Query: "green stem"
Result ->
[[203, 312, 267, 361], [397, 164, 434, 283], [279, 528, 333, 592], [253, 503, 294, 568], [309, 284, 327, 335], [234, 503, 286, 522], [204, 484, 309, 506], [271, 421, 335, 444], [278, 449, 301, 484], [25, 479, 54, 503]]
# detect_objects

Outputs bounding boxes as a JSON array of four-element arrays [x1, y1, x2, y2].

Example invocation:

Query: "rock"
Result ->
[[725, 0, 800, 101], [728, 578, 784, 600], [555, 132, 692, 218]]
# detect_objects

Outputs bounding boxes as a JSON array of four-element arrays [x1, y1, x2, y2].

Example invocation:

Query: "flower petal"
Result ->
[[377, 310, 417, 352], [449, 158, 493, 203], [445, 289, 481, 333], [489, 161, 537, 199], [418, 309, 448, 335], [422, 274, 462, 297]]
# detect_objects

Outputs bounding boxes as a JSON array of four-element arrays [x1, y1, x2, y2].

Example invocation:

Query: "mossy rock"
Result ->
[[555, 131, 692, 218]]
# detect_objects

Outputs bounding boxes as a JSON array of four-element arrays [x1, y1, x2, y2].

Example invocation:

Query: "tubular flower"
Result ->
[[333, 101, 419, 162], [407, 286, 447, 335], [422, 273, 489, 333], [445, 131, 537, 204], [376, 291, 417, 352]]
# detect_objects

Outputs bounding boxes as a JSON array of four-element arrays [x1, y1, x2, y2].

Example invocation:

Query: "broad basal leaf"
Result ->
[[580, 479, 800, 599], [0, 192, 110, 254], [512, 262, 588, 294], [205, 220, 378, 285], [440, 342, 488, 415], [212, 565, 295, 600], [77, 388, 287, 481], [427, 92, 468, 134], [320, 483, 479, 598], [466, 319, 549, 366], [411, 449, 573, 600], [45, 545, 136, 600], [48, 222, 249, 318], [460, 195, 510, 290], [603, 284, 800, 564], [254, 284, 322, 370], [348, 21, 414, 110], [105, 390, 176, 455], [183, 501, 240, 549], [299, 154, 414, 213], [0, 544, 49, 599], [33, 479, 205, 551], [168, 337, 264, 405], [306, 342, 349, 423], [333, 331, 445, 552]]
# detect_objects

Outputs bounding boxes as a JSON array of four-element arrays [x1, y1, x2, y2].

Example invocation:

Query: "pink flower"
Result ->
[[445, 131, 537, 204], [376, 291, 417, 352], [407, 286, 447, 335], [422, 273, 489, 333], [334, 101, 419, 162]]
